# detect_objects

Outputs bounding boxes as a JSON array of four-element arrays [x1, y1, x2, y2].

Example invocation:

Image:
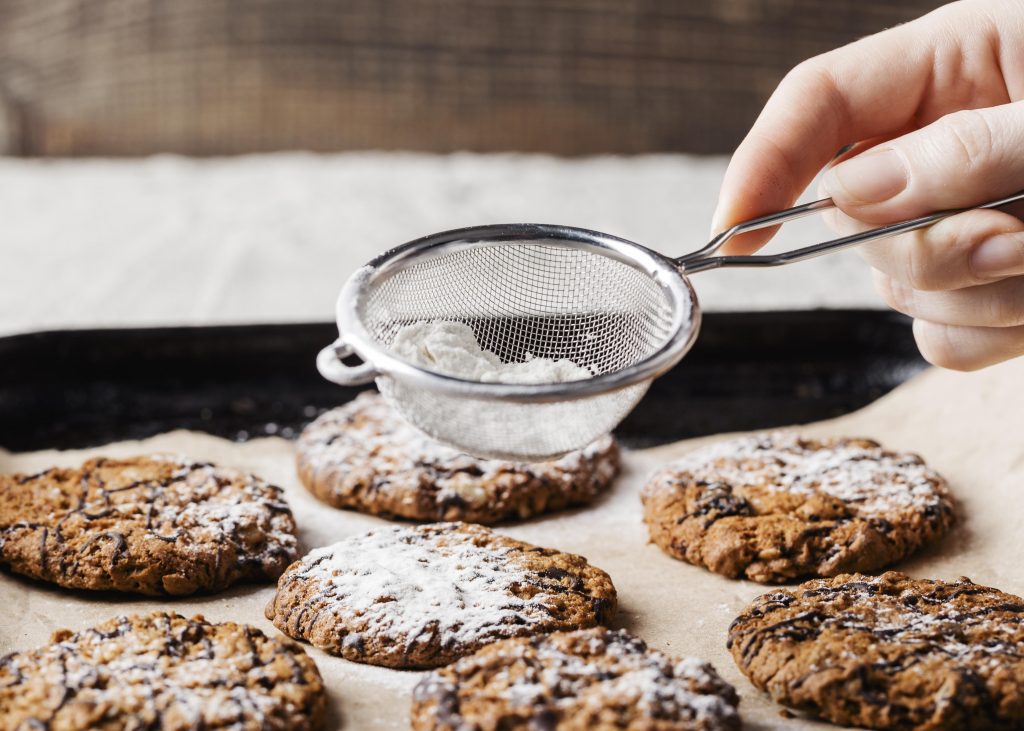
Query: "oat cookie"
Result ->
[[296, 392, 619, 524], [411, 626, 741, 731], [0, 456, 298, 595], [641, 433, 954, 583], [265, 521, 617, 669], [728, 572, 1024, 730], [0, 611, 326, 730]]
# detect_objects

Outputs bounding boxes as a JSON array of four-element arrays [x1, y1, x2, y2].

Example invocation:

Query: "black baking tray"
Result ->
[[0, 311, 926, 453]]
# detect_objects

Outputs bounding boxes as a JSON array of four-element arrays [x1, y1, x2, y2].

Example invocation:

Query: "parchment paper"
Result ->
[[2, 358, 1023, 730]]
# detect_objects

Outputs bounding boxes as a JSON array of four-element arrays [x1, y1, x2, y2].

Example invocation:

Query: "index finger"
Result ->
[[713, 10, 942, 254]]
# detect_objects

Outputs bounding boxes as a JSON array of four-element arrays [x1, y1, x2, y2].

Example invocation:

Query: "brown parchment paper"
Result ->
[[3, 357, 1024, 730]]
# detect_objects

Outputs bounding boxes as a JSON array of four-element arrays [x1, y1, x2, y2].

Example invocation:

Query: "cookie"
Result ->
[[265, 521, 617, 669], [411, 626, 741, 731], [641, 433, 954, 583], [728, 572, 1024, 730], [296, 391, 619, 524], [0, 611, 326, 730], [0, 456, 299, 595]]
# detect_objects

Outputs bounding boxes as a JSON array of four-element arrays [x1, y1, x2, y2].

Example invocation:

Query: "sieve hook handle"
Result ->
[[675, 190, 1024, 274], [317, 339, 380, 386]]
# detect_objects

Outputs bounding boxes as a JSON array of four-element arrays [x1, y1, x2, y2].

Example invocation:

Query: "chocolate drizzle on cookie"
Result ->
[[0, 612, 326, 730], [411, 627, 740, 730], [265, 522, 618, 669], [641, 433, 955, 583], [729, 572, 1024, 729], [0, 456, 299, 595], [295, 392, 619, 524]]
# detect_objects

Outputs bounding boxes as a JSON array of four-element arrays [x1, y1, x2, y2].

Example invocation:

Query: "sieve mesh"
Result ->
[[362, 243, 675, 374], [348, 240, 685, 460], [331, 188, 1001, 458]]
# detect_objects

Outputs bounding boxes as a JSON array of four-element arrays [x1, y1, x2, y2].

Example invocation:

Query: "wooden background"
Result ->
[[0, 0, 948, 157]]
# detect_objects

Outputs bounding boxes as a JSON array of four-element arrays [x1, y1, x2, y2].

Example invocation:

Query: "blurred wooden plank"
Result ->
[[0, 0, 947, 156]]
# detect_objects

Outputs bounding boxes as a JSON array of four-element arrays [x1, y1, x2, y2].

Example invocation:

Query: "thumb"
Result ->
[[822, 101, 1024, 223]]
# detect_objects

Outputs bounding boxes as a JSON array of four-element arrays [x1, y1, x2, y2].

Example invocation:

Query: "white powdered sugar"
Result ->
[[738, 575, 1024, 684], [815, 576, 1023, 666], [297, 392, 617, 513], [134, 458, 297, 567], [0, 613, 321, 728], [391, 320, 592, 384], [415, 627, 739, 729], [574, 663, 734, 723], [2, 456, 297, 594], [658, 431, 948, 517], [292, 523, 602, 651]]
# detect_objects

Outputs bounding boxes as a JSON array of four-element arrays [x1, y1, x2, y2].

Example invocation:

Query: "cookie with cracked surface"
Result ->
[[0, 611, 326, 730], [411, 626, 741, 731], [264, 521, 617, 669], [296, 391, 619, 524], [641, 433, 954, 583], [0, 456, 298, 595], [728, 571, 1024, 730]]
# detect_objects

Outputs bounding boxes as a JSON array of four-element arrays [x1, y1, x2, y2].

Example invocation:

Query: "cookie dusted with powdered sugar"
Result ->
[[0, 456, 298, 595], [728, 572, 1024, 730], [411, 627, 741, 730], [265, 522, 617, 669], [641, 433, 954, 583], [296, 392, 619, 524], [0, 612, 326, 730]]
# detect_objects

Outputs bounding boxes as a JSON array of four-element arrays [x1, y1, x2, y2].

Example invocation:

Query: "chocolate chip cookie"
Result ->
[[728, 572, 1024, 730], [0, 456, 298, 595], [265, 521, 617, 669], [641, 433, 954, 583], [296, 392, 619, 524], [411, 626, 741, 730], [0, 611, 326, 730]]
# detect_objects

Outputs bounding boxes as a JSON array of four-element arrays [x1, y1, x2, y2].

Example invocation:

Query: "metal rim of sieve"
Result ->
[[320, 191, 1024, 408], [325, 223, 701, 403]]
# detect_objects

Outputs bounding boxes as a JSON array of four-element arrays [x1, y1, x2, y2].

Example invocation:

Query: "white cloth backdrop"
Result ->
[[0, 153, 881, 336]]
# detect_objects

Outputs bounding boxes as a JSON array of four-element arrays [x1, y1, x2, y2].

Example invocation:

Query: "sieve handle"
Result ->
[[676, 190, 1024, 274], [316, 339, 380, 386]]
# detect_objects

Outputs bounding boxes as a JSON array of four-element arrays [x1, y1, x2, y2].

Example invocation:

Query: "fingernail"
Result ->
[[823, 148, 908, 204], [970, 233, 1024, 278], [709, 203, 724, 237]]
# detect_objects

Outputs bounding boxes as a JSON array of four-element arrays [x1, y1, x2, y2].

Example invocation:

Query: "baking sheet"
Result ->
[[0, 312, 924, 453], [2, 358, 1022, 730]]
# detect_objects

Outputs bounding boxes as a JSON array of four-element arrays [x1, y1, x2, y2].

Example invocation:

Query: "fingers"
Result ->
[[873, 269, 1024, 328], [830, 208, 1024, 291], [712, 20, 939, 253], [709, 0, 1024, 371], [855, 204, 1024, 370], [913, 319, 1024, 371], [823, 101, 1024, 223], [712, 0, 1021, 253]]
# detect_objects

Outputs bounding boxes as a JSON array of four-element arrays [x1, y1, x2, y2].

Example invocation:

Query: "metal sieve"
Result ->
[[318, 191, 1024, 461]]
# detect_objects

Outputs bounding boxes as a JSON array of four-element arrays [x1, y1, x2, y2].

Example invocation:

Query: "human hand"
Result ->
[[713, 0, 1024, 370]]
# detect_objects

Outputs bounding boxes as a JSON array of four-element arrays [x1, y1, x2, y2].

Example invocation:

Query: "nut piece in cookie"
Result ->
[[728, 571, 1024, 730], [296, 391, 619, 524], [641, 433, 954, 583], [0, 456, 299, 595], [0, 611, 326, 730], [265, 521, 617, 669], [412, 626, 741, 730]]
